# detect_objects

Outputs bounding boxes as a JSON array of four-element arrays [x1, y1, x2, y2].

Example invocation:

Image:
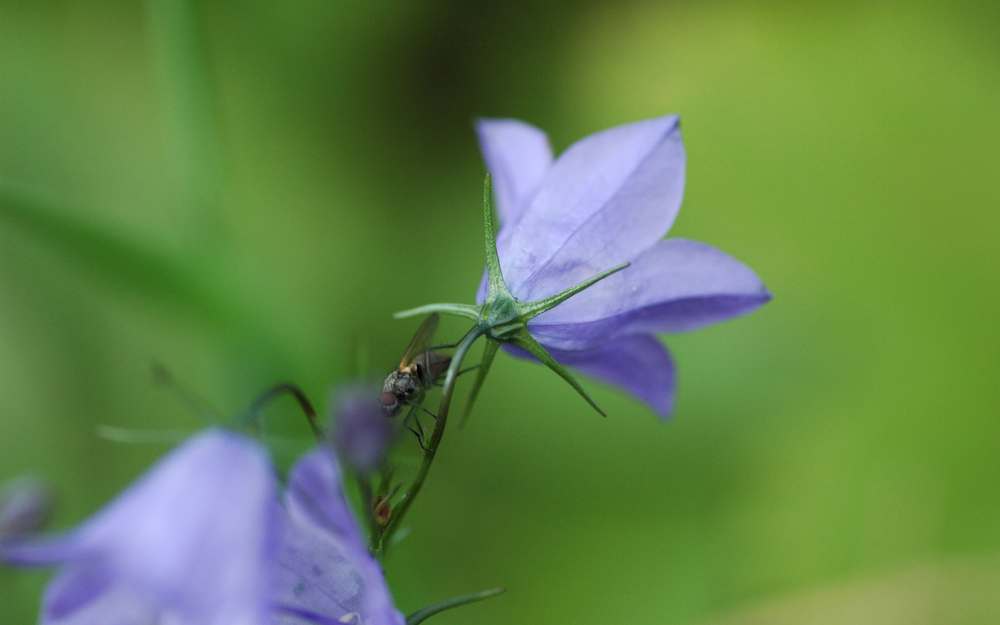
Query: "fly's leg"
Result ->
[[425, 324, 478, 352], [427, 341, 459, 351], [457, 364, 481, 376], [402, 404, 428, 451], [405, 400, 438, 421], [433, 364, 480, 386]]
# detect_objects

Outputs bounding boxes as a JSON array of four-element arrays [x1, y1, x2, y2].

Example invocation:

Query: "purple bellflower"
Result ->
[[472, 116, 770, 417], [397, 116, 769, 420], [1, 429, 405, 625]]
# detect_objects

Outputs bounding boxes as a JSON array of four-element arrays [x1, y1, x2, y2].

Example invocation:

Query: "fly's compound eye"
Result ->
[[380, 392, 399, 417]]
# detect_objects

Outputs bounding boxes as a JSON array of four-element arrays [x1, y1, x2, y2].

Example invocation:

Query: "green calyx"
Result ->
[[393, 174, 629, 422]]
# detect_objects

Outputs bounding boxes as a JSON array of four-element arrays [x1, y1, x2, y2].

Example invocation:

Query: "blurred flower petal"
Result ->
[[273, 447, 404, 625], [2, 429, 279, 625]]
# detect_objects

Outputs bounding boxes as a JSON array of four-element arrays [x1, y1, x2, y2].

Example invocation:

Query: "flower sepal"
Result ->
[[392, 302, 479, 322]]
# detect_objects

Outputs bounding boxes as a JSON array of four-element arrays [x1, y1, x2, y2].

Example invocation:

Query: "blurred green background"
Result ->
[[1, 0, 999, 623]]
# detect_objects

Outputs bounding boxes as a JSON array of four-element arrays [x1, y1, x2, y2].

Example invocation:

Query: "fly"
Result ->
[[381, 314, 451, 447]]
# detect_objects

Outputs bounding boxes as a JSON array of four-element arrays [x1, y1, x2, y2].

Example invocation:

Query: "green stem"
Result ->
[[357, 475, 382, 557], [459, 337, 500, 430], [379, 324, 486, 554]]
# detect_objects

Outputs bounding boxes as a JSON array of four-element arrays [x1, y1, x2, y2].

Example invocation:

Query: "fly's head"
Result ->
[[380, 371, 421, 418]]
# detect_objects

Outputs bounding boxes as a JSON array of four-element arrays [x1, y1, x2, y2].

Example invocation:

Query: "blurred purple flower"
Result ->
[[475, 116, 770, 417], [331, 382, 394, 473], [0, 430, 279, 624], [272, 446, 404, 625], [1, 430, 403, 625]]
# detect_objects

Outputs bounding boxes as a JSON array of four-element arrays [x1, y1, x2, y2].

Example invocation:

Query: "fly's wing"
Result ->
[[399, 313, 440, 368], [420, 351, 452, 383]]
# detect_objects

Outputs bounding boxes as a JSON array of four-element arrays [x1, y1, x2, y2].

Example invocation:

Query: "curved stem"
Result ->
[[245, 383, 323, 439], [379, 324, 486, 554]]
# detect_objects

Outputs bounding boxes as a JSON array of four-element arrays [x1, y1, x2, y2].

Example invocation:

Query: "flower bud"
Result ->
[[373, 495, 392, 528], [330, 382, 394, 473]]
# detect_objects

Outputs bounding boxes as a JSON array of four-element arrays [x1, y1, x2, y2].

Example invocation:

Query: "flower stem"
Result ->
[[242, 383, 324, 439], [356, 475, 382, 552], [378, 324, 486, 554]]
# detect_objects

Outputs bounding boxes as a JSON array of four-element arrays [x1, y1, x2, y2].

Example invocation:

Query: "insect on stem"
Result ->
[[379, 323, 487, 552]]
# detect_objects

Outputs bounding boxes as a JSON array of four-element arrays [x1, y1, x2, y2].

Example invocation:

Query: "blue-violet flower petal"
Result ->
[[272, 447, 405, 625], [2, 429, 279, 625]]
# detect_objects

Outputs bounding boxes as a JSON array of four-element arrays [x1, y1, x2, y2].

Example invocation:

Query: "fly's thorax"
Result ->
[[383, 371, 421, 398]]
